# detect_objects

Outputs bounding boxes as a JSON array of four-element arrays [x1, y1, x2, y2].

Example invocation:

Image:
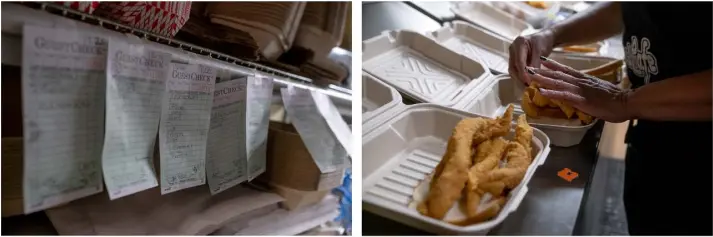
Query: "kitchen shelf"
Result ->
[[1, 2, 352, 102]]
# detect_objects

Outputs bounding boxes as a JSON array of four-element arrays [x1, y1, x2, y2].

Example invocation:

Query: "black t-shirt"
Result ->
[[621, 2, 713, 148], [619, 4, 712, 232]]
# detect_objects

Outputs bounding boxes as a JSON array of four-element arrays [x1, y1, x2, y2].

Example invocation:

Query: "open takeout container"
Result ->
[[548, 53, 622, 83], [521, 28, 613, 57], [428, 21, 511, 75], [450, 1, 534, 41], [363, 73, 404, 127], [428, 22, 620, 81], [362, 103, 551, 235], [553, 41, 610, 56], [363, 30, 492, 108], [454, 74, 599, 147]]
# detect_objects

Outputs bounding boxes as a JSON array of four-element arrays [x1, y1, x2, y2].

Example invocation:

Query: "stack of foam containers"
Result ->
[[294, 2, 349, 59], [206, 2, 306, 60]]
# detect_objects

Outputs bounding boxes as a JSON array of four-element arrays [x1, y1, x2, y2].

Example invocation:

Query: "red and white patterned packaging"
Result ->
[[59, 1, 99, 14], [96, 2, 191, 37]]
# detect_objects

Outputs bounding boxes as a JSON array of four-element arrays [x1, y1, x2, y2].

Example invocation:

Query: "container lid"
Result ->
[[429, 21, 511, 74], [450, 2, 534, 41], [363, 30, 491, 108]]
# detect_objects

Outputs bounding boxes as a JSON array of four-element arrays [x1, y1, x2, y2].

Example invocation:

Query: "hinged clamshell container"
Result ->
[[454, 74, 598, 147], [451, 2, 534, 41], [363, 30, 492, 108], [362, 103, 551, 235], [363, 73, 404, 126], [429, 21, 511, 75]]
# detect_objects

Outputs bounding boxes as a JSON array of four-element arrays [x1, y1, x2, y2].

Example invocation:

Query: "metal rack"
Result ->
[[4, 2, 352, 101]]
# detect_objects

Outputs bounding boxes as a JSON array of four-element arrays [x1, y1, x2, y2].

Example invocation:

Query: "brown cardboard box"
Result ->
[[272, 184, 330, 211], [2, 137, 25, 217], [264, 122, 344, 191]]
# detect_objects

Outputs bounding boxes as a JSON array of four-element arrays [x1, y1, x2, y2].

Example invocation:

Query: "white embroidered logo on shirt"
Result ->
[[624, 36, 659, 84]]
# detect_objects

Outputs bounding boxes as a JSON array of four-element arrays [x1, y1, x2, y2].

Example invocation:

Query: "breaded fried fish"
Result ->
[[421, 105, 515, 219], [472, 104, 513, 145], [521, 90, 539, 118], [482, 115, 535, 191], [484, 142, 531, 190], [465, 137, 508, 217], [530, 82, 553, 107], [450, 197, 507, 226], [420, 118, 483, 219], [576, 111, 594, 125], [514, 115, 533, 158]]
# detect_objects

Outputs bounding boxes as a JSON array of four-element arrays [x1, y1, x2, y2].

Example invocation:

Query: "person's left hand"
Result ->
[[527, 57, 633, 123]]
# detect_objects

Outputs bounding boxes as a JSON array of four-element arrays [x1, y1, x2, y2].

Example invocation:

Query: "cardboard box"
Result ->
[[272, 184, 330, 211], [2, 137, 25, 217], [264, 122, 345, 191]]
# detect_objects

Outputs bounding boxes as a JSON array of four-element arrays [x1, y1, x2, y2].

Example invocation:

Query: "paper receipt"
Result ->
[[281, 87, 348, 173], [205, 78, 248, 194], [245, 76, 274, 181], [21, 25, 106, 213], [159, 60, 216, 194], [102, 40, 169, 200]]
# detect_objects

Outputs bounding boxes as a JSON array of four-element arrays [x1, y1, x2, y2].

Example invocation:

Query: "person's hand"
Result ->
[[527, 57, 633, 123], [508, 30, 556, 85]]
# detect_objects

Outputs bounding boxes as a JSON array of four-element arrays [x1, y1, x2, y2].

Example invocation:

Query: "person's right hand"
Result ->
[[508, 30, 556, 85]]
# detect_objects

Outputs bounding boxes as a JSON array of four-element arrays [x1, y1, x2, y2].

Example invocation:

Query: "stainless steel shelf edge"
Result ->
[[1, 3, 352, 101]]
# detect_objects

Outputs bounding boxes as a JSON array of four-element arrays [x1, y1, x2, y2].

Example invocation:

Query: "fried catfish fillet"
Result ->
[[551, 99, 576, 118], [481, 116, 535, 191], [484, 142, 532, 190], [472, 104, 513, 144], [521, 89, 539, 118], [465, 137, 508, 217], [529, 83, 553, 107], [419, 118, 482, 219], [576, 111, 594, 125], [450, 197, 507, 226], [421, 105, 515, 219], [514, 115, 533, 158]]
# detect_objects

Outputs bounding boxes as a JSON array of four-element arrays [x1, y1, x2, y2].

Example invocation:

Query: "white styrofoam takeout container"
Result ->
[[553, 41, 610, 57], [429, 21, 512, 75], [363, 30, 492, 108], [454, 74, 598, 147], [450, 1, 534, 41], [362, 103, 551, 235], [520, 28, 611, 57], [362, 73, 404, 126]]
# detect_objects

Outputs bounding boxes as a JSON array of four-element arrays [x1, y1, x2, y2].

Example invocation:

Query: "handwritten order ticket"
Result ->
[[205, 78, 248, 194], [102, 40, 170, 200], [245, 76, 274, 181], [22, 25, 106, 213], [281, 87, 348, 173], [159, 61, 216, 194]]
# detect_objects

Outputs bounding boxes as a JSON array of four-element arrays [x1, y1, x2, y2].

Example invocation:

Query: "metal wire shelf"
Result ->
[[24, 2, 352, 101]]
